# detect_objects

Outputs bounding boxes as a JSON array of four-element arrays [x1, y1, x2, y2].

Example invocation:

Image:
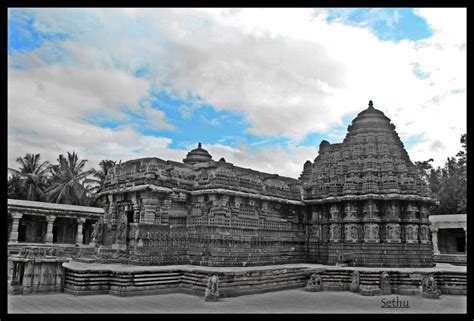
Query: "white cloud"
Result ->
[[204, 143, 317, 178], [142, 103, 175, 130], [8, 8, 466, 177]]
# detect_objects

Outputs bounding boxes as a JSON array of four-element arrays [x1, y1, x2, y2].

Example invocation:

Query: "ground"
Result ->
[[8, 289, 466, 314]]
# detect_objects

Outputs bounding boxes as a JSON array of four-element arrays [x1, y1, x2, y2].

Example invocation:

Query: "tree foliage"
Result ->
[[47, 152, 98, 206], [8, 154, 51, 201], [84, 159, 116, 194], [415, 134, 467, 214], [8, 151, 117, 208]]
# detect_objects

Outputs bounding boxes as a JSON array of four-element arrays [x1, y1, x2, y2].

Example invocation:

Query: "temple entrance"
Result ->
[[438, 228, 466, 254], [18, 222, 26, 242], [127, 210, 134, 223], [83, 220, 94, 245], [16, 215, 45, 243], [53, 217, 77, 244], [456, 236, 465, 253]]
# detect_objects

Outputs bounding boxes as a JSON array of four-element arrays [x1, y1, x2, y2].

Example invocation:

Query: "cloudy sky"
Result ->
[[8, 8, 466, 178]]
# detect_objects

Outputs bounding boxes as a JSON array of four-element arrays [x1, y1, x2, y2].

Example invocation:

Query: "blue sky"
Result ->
[[7, 8, 466, 177]]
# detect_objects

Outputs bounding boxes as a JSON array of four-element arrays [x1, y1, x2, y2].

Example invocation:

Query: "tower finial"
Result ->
[[368, 100, 374, 108], [198, 142, 202, 148]]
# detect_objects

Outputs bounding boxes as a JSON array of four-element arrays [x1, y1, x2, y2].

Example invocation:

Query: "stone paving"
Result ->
[[8, 289, 466, 314]]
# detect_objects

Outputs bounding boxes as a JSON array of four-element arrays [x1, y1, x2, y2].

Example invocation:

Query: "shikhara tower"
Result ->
[[302, 101, 435, 266], [96, 101, 436, 267]]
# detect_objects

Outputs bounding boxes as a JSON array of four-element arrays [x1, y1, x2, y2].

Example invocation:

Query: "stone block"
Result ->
[[359, 285, 380, 296]]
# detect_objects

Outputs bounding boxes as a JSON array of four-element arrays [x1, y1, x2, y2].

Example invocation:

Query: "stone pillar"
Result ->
[[45, 216, 56, 244], [161, 196, 172, 225], [75, 218, 86, 245], [133, 203, 140, 223], [430, 227, 440, 254], [9, 213, 23, 243], [142, 192, 158, 224]]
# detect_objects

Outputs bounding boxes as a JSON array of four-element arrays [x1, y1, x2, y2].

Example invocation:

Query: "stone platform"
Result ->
[[63, 261, 466, 298]]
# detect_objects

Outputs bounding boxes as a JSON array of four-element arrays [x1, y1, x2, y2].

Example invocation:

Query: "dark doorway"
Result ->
[[126, 210, 134, 223], [18, 223, 26, 242], [456, 236, 465, 252], [53, 226, 58, 243]]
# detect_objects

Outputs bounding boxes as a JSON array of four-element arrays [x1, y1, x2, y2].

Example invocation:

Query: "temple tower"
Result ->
[[303, 101, 435, 267]]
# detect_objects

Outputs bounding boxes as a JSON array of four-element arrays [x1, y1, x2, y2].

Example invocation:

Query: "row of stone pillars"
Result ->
[[430, 226, 467, 254], [9, 213, 87, 245]]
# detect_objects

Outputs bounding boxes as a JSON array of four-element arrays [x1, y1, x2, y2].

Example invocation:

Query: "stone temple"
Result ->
[[94, 101, 436, 267]]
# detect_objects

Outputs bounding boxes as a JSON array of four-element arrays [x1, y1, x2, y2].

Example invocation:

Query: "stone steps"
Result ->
[[63, 264, 466, 298]]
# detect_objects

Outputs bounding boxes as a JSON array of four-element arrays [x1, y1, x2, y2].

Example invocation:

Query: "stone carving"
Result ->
[[405, 203, 418, 220], [330, 204, 340, 220], [344, 203, 357, 219], [309, 226, 319, 240], [421, 275, 440, 299], [363, 200, 378, 218], [322, 225, 330, 242], [364, 223, 379, 242], [92, 217, 104, 244], [345, 224, 359, 241], [419, 225, 430, 243], [93, 102, 436, 268], [8, 246, 68, 295], [380, 271, 391, 295], [385, 223, 401, 242], [405, 224, 418, 243], [116, 215, 128, 244], [205, 274, 219, 301], [329, 224, 341, 241], [349, 270, 360, 292], [304, 273, 323, 292]]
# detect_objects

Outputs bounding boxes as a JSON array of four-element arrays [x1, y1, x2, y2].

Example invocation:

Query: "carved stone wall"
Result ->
[[96, 102, 435, 267]]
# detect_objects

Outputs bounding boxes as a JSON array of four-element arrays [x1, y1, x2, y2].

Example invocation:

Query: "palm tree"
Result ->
[[8, 154, 51, 201], [84, 159, 116, 194], [47, 152, 96, 205]]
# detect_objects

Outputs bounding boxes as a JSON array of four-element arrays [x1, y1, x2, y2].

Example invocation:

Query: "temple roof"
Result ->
[[304, 100, 431, 201], [183, 142, 213, 165]]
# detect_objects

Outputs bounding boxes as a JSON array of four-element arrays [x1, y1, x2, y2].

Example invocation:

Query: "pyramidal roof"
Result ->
[[183, 142, 213, 164], [303, 101, 431, 201]]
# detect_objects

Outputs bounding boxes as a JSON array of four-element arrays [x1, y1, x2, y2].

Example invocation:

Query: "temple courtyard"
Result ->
[[8, 288, 466, 314]]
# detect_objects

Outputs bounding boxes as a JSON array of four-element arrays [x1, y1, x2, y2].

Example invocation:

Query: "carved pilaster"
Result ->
[[329, 223, 342, 242], [142, 192, 158, 224], [419, 224, 431, 244], [45, 215, 56, 244], [430, 227, 440, 254], [161, 196, 172, 225], [75, 217, 86, 245], [9, 212, 23, 243], [133, 204, 140, 223]]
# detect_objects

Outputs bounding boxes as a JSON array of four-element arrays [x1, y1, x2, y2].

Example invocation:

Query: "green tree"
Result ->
[[85, 159, 116, 193], [47, 152, 97, 206], [8, 153, 51, 201], [8, 173, 26, 199], [419, 134, 466, 214], [414, 158, 434, 185]]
